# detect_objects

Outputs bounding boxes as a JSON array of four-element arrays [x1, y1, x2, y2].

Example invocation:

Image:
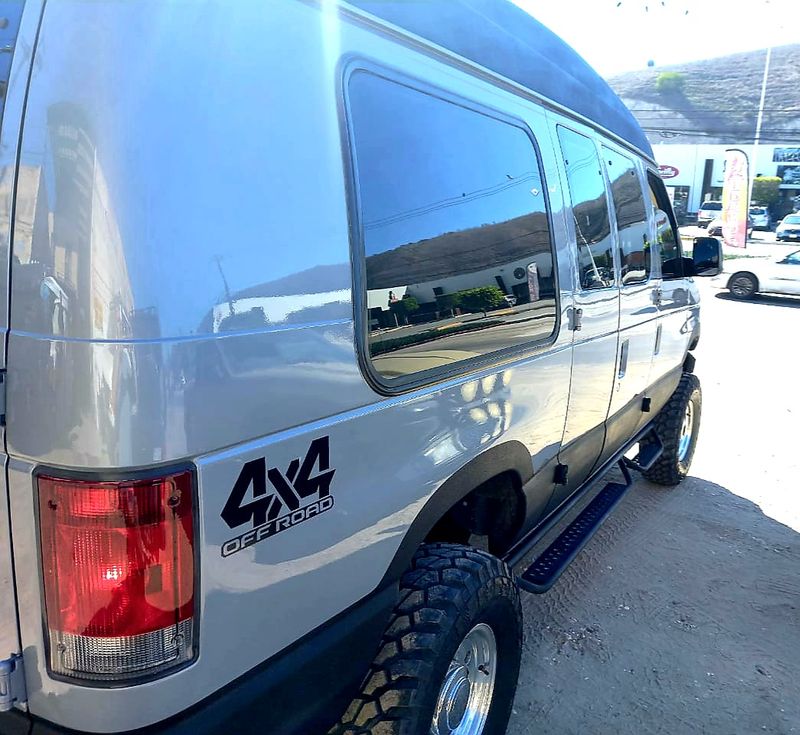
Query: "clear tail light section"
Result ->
[[38, 470, 196, 683]]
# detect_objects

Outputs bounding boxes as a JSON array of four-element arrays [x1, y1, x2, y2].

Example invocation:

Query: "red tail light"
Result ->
[[38, 470, 196, 683]]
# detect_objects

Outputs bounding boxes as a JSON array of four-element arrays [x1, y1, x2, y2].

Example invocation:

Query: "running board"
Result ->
[[622, 434, 663, 473], [517, 461, 633, 594]]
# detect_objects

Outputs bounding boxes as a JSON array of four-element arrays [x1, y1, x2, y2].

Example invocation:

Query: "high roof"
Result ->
[[348, 0, 654, 160]]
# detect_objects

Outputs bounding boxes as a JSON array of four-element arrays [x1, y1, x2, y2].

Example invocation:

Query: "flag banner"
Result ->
[[721, 149, 749, 249]]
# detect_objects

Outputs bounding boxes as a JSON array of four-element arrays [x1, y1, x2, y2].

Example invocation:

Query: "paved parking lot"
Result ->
[[508, 281, 800, 735]]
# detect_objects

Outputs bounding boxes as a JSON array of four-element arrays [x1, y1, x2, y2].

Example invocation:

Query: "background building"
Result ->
[[653, 143, 800, 216], [607, 43, 800, 219]]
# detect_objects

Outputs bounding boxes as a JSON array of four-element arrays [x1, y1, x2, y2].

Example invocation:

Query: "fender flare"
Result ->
[[377, 440, 533, 589]]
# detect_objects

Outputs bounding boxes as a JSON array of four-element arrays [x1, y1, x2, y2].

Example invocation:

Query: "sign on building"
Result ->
[[773, 148, 800, 164]]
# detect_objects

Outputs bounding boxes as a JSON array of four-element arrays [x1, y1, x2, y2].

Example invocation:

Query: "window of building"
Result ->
[[347, 71, 558, 385], [556, 127, 615, 290], [648, 172, 683, 280], [603, 147, 650, 285]]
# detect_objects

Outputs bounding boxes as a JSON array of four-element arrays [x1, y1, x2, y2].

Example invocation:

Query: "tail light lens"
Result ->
[[38, 470, 196, 683]]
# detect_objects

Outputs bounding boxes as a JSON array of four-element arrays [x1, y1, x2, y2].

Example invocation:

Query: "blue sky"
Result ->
[[512, 0, 797, 76]]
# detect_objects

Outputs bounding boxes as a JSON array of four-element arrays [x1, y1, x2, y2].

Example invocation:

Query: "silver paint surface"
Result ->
[[0, 0, 45, 672], [6, 2, 574, 730], [2, 1, 700, 731]]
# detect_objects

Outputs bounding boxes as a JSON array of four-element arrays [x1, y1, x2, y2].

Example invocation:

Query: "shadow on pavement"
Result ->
[[714, 292, 800, 309], [508, 474, 799, 735]]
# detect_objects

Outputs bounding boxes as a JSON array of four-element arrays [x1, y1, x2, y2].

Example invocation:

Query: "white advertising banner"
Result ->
[[721, 149, 749, 249]]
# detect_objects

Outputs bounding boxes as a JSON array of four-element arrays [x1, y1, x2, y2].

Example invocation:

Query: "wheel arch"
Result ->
[[377, 441, 533, 589]]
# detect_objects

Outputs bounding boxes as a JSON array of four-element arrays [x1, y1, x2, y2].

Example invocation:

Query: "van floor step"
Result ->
[[518, 471, 632, 594], [623, 433, 663, 473]]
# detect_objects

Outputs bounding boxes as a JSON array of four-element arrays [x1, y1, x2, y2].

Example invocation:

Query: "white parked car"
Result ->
[[749, 206, 771, 231], [776, 213, 800, 242], [715, 250, 800, 298], [697, 200, 723, 227]]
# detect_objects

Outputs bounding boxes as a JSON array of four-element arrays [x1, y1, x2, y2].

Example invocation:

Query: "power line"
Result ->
[[629, 108, 800, 113]]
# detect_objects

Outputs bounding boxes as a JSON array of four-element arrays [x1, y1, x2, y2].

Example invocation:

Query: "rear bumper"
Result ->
[[0, 584, 396, 735]]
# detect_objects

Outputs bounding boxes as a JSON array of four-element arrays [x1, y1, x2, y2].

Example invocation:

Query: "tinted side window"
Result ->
[[348, 72, 557, 384], [647, 172, 684, 280], [556, 127, 615, 290], [603, 147, 650, 285]]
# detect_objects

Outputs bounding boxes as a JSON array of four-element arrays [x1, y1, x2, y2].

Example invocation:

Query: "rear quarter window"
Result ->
[[345, 70, 558, 389]]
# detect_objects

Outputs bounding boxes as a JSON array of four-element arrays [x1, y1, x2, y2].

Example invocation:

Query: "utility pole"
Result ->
[[748, 45, 772, 208]]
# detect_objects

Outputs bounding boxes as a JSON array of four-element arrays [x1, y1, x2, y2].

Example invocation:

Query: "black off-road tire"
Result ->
[[643, 373, 702, 486], [330, 543, 522, 735]]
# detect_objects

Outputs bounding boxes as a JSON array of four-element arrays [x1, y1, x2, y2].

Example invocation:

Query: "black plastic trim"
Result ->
[[518, 459, 633, 593], [505, 412, 664, 568], [377, 440, 534, 588]]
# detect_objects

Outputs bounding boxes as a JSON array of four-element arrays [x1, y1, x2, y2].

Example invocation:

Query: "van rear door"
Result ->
[[0, 0, 43, 710]]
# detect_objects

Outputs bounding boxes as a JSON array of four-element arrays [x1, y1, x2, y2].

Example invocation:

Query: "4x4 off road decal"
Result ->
[[220, 436, 335, 557]]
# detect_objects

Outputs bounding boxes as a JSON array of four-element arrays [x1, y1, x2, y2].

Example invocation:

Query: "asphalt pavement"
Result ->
[[507, 280, 800, 735]]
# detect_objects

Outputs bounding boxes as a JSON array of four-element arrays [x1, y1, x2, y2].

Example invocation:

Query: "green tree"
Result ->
[[458, 286, 506, 316], [436, 293, 461, 316], [751, 176, 782, 206], [655, 71, 685, 94], [390, 295, 419, 325]]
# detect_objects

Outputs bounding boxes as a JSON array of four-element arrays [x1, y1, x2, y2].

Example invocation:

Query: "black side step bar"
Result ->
[[622, 433, 663, 473], [517, 460, 633, 594]]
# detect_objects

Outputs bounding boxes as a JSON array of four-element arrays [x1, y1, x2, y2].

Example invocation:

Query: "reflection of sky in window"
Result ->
[[349, 73, 545, 258], [557, 129, 606, 213]]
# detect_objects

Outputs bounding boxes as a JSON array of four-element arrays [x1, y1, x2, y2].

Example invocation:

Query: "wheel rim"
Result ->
[[677, 400, 694, 463], [730, 276, 754, 296], [431, 623, 497, 735]]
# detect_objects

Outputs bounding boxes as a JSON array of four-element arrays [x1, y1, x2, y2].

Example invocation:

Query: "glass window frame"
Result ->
[[341, 61, 561, 395], [601, 145, 653, 288], [646, 169, 685, 281], [556, 124, 620, 293]]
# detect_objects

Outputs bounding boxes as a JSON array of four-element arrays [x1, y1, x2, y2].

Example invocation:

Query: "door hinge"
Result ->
[[0, 654, 26, 711], [652, 286, 663, 306], [554, 463, 569, 486], [571, 308, 583, 331]]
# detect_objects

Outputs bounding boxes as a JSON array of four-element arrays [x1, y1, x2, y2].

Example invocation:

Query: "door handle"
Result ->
[[618, 340, 629, 379]]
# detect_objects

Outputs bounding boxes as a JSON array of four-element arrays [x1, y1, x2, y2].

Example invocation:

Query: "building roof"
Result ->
[[348, 0, 653, 159]]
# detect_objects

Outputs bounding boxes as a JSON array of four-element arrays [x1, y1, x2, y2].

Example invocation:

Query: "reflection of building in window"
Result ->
[[365, 210, 554, 324], [348, 71, 559, 381]]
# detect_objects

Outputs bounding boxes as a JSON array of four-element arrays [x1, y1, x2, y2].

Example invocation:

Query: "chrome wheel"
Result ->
[[677, 400, 694, 463], [431, 623, 497, 735]]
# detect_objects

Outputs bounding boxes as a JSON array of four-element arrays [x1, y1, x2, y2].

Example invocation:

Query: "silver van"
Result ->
[[0, 2, 721, 734]]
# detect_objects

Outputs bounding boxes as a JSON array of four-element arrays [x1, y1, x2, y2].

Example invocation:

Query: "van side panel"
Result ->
[[7, 2, 575, 731], [6, 0, 379, 468]]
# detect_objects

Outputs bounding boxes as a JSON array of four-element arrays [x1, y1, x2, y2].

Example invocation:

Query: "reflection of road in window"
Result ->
[[347, 70, 559, 383]]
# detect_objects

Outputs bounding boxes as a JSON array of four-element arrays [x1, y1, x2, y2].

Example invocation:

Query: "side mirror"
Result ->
[[690, 236, 723, 277]]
